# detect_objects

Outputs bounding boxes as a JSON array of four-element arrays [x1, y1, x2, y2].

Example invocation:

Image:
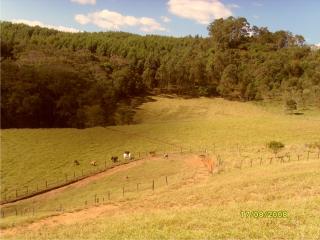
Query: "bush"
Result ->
[[267, 141, 285, 154], [285, 99, 297, 112]]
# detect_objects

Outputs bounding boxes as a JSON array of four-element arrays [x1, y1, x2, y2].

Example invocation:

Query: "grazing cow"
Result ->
[[74, 160, 80, 166], [123, 151, 131, 160], [149, 151, 156, 157], [164, 153, 169, 159], [90, 161, 97, 166], [111, 156, 118, 163]]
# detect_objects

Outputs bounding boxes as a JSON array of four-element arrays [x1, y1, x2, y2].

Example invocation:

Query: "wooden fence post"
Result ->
[[94, 194, 97, 203], [250, 159, 253, 167], [152, 180, 155, 191], [26, 186, 29, 195], [307, 151, 310, 160], [74, 171, 76, 179], [166, 176, 168, 185], [122, 187, 125, 197], [269, 157, 273, 165], [45, 180, 48, 188]]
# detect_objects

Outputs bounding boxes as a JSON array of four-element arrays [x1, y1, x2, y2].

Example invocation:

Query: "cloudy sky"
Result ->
[[1, 0, 319, 44]]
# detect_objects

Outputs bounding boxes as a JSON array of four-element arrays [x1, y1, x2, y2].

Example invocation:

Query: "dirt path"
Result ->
[[183, 154, 217, 184], [1, 153, 211, 237], [1, 158, 146, 208], [1, 204, 120, 236]]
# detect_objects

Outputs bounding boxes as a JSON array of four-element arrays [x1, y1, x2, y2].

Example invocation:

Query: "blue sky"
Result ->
[[1, 0, 319, 44]]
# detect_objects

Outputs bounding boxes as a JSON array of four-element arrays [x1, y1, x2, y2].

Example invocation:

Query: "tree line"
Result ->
[[1, 17, 319, 128]]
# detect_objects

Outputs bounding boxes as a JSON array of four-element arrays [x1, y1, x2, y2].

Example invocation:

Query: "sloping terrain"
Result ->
[[1, 97, 320, 239]]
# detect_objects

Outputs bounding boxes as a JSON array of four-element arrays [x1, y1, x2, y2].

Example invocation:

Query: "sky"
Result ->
[[1, 0, 319, 45]]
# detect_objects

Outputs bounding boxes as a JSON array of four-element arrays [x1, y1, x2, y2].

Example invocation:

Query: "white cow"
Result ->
[[123, 151, 131, 160]]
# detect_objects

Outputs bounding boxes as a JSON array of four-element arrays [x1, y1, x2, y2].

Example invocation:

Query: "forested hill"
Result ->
[[1, 17, 319, 128]]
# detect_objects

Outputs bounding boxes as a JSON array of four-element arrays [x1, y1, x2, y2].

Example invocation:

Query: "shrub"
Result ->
[[285, 99, 297, 113], [267, 141, 285, 154]]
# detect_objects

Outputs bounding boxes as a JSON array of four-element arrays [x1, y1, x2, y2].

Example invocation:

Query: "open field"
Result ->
[[1, 97, 320, 239]]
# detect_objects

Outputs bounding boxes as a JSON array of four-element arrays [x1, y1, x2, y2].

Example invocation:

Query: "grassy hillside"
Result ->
[[1, 97, 319, 198], [2, 154, 320, 239], [1, 97, 320, 239]]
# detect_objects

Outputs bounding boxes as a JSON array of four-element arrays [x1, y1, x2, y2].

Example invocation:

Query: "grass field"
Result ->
[[1, 96, 320, 239]]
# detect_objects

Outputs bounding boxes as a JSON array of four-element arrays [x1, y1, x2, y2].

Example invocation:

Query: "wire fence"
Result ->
[[1, 144, 319, 219]]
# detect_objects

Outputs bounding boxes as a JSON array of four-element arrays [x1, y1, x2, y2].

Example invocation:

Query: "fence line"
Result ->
[[1, 144, 319, 206]]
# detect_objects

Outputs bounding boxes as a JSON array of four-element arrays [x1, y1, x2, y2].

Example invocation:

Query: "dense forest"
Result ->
[[1, 17, 319, 128]]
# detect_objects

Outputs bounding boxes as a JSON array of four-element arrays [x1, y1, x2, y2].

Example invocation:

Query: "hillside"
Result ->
[[1, 18, 320, 128], [1, 97, 320, 239]]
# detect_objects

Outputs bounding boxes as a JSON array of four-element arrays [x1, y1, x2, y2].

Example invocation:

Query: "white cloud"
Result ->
[[161, 16, 171, 23], [252, 1, 263, 7], [168, 0, 232, 25], [253, 15, 260, 19], [316, 43, 320, 47], [70, 0, 96, 5], [75, 9, 166, 32], [12, 19, 80, 33]]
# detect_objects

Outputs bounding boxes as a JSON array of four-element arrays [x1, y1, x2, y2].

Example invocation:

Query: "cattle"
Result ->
[[149, 151, 156, 157], [111, 156, 118, 163], [90, 161, 97, 166], [164, 153, 169, 159], [123, 151, 131, 160], [74, 160, 80, 166]]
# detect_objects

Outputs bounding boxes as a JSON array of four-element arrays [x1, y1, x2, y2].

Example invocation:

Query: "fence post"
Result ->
[[307, 151, 310, 160], [108, 191, 110, 200], [166, 176, 168, 185], [74, 171, 76, 179], [269, 157, 273, 165], [152, 180, 155, 191], [122, 187, 125, 197], [297, 154, 301, 161], [250, 159, 253, 167], [26, 186, 29, 195], [137, 183, 139, 192], [94, 194, 97, 203]]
